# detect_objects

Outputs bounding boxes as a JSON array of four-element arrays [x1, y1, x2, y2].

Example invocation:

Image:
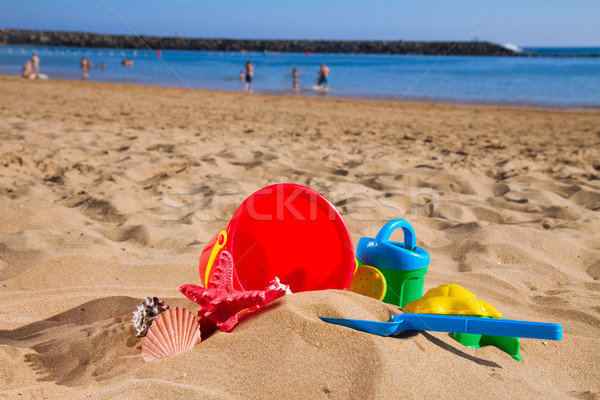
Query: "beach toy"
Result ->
[[404, 284, 526, 360], [182, 251, 289, 332], [348, 264, 387, 301], [403, 284, 502, 318], [321, 287, 563, 361], [320, 313, 562, 341], [199, 183, 355, 293], [453, 331, 522, 361], [141, 307, 201, 362], [356, 219, 430, 307]]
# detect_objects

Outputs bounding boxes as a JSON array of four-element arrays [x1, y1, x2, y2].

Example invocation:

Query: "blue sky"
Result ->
[[1, 0, 598, 47]]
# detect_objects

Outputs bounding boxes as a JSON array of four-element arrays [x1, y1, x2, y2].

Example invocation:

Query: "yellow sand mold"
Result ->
[[403, 284, 502, 318]]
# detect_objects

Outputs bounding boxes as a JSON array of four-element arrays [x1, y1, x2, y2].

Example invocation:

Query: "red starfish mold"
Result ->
[[180, 251, 289, 332]]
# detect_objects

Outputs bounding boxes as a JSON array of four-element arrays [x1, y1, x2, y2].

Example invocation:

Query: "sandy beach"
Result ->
[[1, 75, 599, 399]]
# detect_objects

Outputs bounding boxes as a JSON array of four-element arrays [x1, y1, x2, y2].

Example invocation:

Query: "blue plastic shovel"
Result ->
[[320, 313, 562, 340]]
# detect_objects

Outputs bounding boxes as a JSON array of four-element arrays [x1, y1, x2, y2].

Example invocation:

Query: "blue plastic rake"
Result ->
[[319, 313, 562, 340]]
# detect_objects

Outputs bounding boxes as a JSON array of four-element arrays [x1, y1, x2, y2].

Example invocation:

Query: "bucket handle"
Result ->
[[205, 230, 227, 287], [374, 219, 416, 251]]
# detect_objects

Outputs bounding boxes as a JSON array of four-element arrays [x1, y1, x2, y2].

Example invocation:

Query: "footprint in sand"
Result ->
[[70, 197, 126, 224], [0, 243, 44, 281], [587, 260, 600, 280]]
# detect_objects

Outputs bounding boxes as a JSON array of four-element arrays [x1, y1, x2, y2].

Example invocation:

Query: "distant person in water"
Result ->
[[100, 62, 106, 71], [244, 61, 253, 93], [317, 63, 330, 89], [122, 59, 133, 67], [292, 67, 301, 92], [21, 60, 36, 79], [239, 71, 245, 90], [31, 51, 40, 75], [80, 56, 88, 73], [80, 56, 89, 79]]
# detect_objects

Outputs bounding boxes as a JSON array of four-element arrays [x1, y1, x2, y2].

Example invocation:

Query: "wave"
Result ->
[[503, 43, 523, 53]]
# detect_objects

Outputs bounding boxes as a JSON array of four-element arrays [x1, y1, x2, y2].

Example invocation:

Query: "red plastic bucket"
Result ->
[[199, 183, 355, 293]]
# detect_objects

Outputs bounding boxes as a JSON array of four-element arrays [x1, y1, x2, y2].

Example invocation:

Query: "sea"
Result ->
[[1, 44, 599, 109]]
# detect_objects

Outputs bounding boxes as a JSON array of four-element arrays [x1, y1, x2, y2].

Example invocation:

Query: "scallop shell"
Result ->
[[141, 307, 201, 362]]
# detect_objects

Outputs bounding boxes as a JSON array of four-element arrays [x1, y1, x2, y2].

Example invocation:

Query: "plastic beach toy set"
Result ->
[[133, 183, 562, 362]]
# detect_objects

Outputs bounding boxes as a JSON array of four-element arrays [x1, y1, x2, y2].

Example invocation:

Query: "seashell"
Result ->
[[132, 296, 169, 337], [141, 307, 201, 362]]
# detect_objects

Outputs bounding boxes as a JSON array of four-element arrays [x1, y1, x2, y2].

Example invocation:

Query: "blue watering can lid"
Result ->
[[356, 219, 430, 271]]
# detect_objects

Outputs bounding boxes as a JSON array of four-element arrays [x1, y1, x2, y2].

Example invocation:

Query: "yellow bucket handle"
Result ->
[[204, 230, 227, 287]]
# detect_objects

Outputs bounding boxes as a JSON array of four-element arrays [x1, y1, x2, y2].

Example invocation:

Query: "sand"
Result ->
[[0, 75, 599, 399]]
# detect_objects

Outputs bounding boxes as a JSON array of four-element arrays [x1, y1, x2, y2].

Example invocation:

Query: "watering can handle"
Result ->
[[374, 219, 416, 250]]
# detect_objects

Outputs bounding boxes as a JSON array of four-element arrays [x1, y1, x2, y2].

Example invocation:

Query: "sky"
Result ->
[[1, 0, 599, 47]]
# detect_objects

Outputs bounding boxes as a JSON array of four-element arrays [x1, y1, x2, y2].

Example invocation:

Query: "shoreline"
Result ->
[[2, 73, 599, 112], [4, 43, 599, 110]]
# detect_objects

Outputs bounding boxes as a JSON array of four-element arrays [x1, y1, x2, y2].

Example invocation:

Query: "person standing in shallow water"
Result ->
[[80, 56, 88, 79], [317, 63, 330, 89], [244, 61, 254, 93], [292, 67, 301, 92], [31, 51, 40, 75]]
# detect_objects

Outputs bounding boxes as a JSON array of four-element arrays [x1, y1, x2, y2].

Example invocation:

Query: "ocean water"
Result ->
[[524, 47, 600, 56], [1, 44, 599, 108]]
